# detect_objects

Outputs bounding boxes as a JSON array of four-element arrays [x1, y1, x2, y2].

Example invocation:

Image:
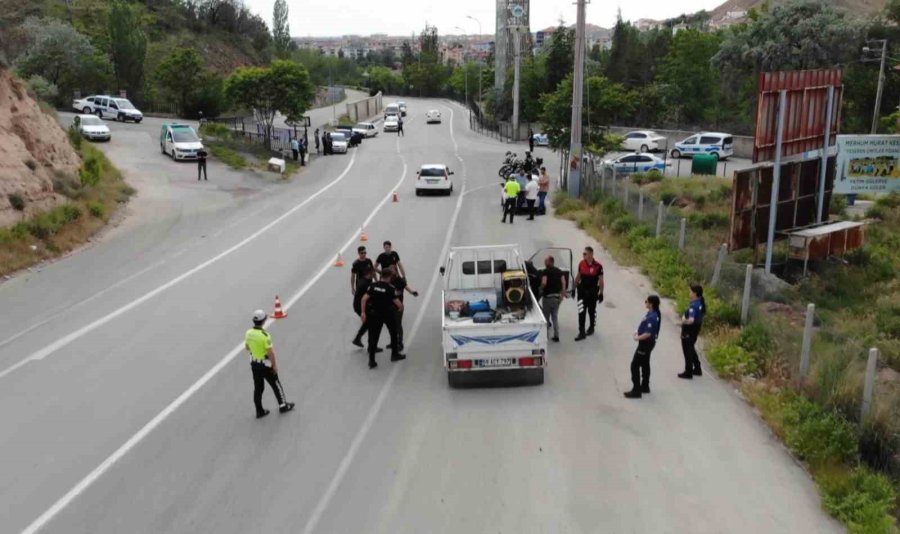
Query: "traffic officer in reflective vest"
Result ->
[[360, 269, 405, 369], [245, 310, 294, 418], [574, 246, 604, 341]]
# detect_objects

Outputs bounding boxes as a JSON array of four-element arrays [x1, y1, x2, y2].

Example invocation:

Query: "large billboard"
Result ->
[[730, 157, 835, 251], [835, 135, 900, 194], [754, 70, 842, 163]]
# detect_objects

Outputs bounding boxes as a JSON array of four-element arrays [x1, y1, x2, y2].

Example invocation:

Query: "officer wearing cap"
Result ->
[[360, 269, 405, 369], [245, 310, 295, 418]]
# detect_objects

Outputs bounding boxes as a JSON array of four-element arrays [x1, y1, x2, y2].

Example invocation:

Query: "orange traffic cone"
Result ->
[[334, 253, 345, 267], [272, 295, 287, 319], [392, 191, 399, 203], [360, 227, 368, 242]]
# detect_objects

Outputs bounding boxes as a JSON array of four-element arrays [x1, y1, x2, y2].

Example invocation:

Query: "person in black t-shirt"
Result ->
[[351, 246, 374, 296], [386, 268, 419, 352], [360, 269, 405, 369], [539, 256, 567, 342], [375, 240, 405, 279], [351, 265, 381, 349]]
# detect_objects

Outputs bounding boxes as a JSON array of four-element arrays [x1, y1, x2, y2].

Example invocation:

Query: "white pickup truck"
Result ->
[[440, 245, 574, 388]]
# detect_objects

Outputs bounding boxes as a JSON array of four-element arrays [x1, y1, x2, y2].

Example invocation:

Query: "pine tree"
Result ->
[[272, 0, 291, 59]]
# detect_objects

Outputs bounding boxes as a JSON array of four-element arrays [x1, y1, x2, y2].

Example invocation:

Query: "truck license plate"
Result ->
[[476, 358, 515, 368]]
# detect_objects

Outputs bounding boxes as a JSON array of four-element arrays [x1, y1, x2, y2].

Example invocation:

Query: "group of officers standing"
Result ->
[[350, 241, 418, 369]]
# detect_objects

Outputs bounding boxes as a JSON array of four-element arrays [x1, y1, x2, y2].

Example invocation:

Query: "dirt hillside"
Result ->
[[0, 68, 81, 227]]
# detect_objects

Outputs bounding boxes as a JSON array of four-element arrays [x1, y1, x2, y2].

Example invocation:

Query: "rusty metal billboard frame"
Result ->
[[754, 70, 843, 163], [729, 157, 836, 253]]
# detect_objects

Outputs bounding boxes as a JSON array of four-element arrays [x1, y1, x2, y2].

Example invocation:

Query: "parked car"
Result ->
[[426, 109, 442, 124], [384, 115, 400, 132], [532, 132, 549, 146], [73, 114, 110, 142], [384, 103, 401, 118], [72, 95, 143, 122], [671, 132, 734, 160], [398, 101, 408, 116], [159, 123, 204, 160], [330, 132, 349, 154], [334, 126, 363, 146], [604, 153, 669, 175], [622, 130, 666, 153], [415, 164, 454, 195], [353, 122, 378, 138]]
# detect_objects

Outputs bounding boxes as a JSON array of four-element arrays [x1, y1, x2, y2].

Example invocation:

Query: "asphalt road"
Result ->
[[0, 99, 842, 534]]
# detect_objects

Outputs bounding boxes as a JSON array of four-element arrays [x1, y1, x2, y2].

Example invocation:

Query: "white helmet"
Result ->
[[252, 309, 267, 323]]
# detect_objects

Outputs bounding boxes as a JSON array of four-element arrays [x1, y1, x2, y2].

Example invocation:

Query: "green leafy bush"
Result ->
[[830, 194, 848, 217], [88, 201, 105, 219], [67, 125, 83, 150], [631, 172, 663, 186], [61, 205, 81, 223], [820, 467, 897, 534], [707, 342, 758, 378], [79, 151, 102, 187], [687, 211, 729, 229], [8, 194, 25, 211], [783, 396, 857, 465], [610, 215, 635, 235], [738, 322, 773, 354]]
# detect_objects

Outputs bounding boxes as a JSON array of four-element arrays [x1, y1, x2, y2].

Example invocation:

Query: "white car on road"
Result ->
[[330, 132, 349, 154], [398, 101, 408, 116], [73, 114, 111, 142], [384, 115, 400, 132], [415, 164, 454, 195], [426, 109, 442, 124], [353, 122, 378, 138], [72, 95, 143, 122], [622, 130, 667, 153], [604, 153, 669, 175]]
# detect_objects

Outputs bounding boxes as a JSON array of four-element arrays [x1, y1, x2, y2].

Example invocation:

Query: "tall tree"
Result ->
[[155, 47, 204, 116], [107, 0, 146, 101], [544, 25, 574, 93], [225, 60, 314, 149], [272, 0, 291, 59], [658, 29, 722, 124]]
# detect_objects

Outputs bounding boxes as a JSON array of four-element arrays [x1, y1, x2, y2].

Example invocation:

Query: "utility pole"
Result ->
[[512, 27, 522, 140], [568, 0, 588, 197], [467, 15, 483, 105], [870, 39, 888, 134]]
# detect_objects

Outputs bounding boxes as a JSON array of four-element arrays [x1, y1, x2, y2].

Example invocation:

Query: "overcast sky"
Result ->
[[245, 0, 726, 38]]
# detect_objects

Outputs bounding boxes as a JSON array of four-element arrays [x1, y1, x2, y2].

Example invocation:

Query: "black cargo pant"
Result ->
[[630, 339, 656, 390], [197, 159, 207, 180], [502, 197, 517, 223], [577, 287, 598, 334], [367, 312, 400, 362], [681, 329, 701, 374], [251, 361, 285, 415]]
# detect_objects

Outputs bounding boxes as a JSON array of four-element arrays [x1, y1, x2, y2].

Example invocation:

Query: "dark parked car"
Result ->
[[335, 126, 363, 147]]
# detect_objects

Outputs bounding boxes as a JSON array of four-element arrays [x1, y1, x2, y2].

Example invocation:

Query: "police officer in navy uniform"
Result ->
[[678, 284, 706, 379], [574, 246, 604, 341], [625, 295, 661, 399], [387, 267, 419, 352], [360, 269, 405, 369]]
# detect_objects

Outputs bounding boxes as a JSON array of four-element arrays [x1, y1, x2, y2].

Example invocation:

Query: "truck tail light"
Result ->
[[456, 360, 472, 369]]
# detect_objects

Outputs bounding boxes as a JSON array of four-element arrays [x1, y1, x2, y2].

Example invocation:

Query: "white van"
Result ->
[[671, 132, 734, 161], [384, 103, 401, 118], [160, 123, 204, 160]]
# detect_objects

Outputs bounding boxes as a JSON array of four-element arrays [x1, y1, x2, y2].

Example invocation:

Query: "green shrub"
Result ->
[[875, 303, 900, 339], [554, 196, 584, 216], [687, 211, 729, 229], [783, 396, 857, 465], [830, 194, 848, 217], [631, 172, 663, 186], [707, 342, 758, 378], [626, 224, 653, 242], [88, 201, 105, 219], [79, 152, 102, 187], [7, 194, 25, 211], [865, 204, 886, 220], [611, 215, 635, 235], [820, 467, 896, 534], [874, 192, 900, 209], [207, 144, 248, 170], [61, 204, 81, 223], [67, 124, 83, 150], [739, 322, 773, 354]]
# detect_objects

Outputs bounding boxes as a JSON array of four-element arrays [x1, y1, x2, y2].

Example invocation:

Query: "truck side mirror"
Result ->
[[439, 267, 445, 277]]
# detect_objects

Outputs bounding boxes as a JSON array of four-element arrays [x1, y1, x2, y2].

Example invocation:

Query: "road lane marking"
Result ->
[[0, 260, 166, 350], [0, 153, 358, 382], [301, 104, 463, 534], [21, 152, 412, 534]]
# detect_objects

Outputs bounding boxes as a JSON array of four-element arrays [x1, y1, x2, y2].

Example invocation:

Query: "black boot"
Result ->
[[678, 371, 693, 379], [256, 409, 270, 419], [279, 402, 295, 413], [641, 384, 651, 394], [574, 333, 586, 341], [623, 389, 642, 399], [352, 337, 364, 348], [368, 358, 377, 369]]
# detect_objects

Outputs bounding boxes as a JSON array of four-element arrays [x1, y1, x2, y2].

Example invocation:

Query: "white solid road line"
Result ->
[[0, 260, 166, 350], [0, 153, 359, 382], [301, 104, 463, 534], [21, 148, 412, 534]]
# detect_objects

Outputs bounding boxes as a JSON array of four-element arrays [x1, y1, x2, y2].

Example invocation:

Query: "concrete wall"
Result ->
[[345, 92, 383, 123], [608, 126, 754, 159]]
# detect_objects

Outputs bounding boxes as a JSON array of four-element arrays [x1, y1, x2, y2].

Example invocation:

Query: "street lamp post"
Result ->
[[467, 15, 483, 104]]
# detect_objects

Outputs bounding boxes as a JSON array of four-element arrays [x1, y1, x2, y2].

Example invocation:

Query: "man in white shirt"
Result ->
[[525, 173, 539, 220]]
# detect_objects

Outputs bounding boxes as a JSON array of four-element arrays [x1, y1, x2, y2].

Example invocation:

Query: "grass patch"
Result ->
[[0, 143, 133, 276], [207, 144, 249, 170]]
